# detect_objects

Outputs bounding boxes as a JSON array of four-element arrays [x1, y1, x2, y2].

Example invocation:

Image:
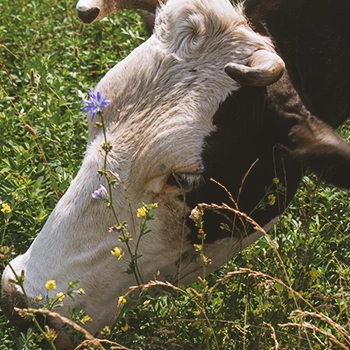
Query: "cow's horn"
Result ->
[[225, 50, 285, 86]]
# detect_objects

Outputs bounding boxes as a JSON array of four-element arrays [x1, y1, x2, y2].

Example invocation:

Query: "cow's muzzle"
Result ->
[[1, 276, 72, 349], [1, 281, 36, 332], [76, 6, 101, 24]]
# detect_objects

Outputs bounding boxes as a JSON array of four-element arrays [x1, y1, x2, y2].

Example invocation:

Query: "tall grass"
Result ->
[[1, 0, 349, 349]]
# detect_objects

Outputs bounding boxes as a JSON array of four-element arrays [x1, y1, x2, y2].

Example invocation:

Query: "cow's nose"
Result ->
[[76, 6, 100, 24], [1, 282, 34, 332]]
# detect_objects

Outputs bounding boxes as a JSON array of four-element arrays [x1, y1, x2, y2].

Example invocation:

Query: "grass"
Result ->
[[1, 0, 349, 349]]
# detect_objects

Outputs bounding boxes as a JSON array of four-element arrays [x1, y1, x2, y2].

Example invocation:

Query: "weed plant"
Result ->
[[1, 0, 350, 349]]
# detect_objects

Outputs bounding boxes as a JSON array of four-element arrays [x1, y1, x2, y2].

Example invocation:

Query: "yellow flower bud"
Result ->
[[34, 294, 43, 302], [56, 292, 65, 302], [81, 315, 93, 324], [268, 194, 276, 206], [45, 280, 56, 291], [137, 206, 147, 218], [1, 203, 11, 214], [118, 296, 127, 306], [121, 323, 129, 332], [101, 326, 111, 335], [111, 246, 125, 260]]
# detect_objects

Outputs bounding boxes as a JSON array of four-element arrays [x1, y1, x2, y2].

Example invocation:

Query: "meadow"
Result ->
[[1, 0, 350, 348]]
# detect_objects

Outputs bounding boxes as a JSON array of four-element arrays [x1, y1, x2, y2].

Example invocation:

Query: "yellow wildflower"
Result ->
[[121, 324, 129, 332], [309, 269, 318, 281], [136, 206, 147, 218], [267, 194, 276, 206], [101, 326, 111, 336], [111, 246, 125, 260], [273, 177, 280, 184], [56, 292, 65, 302], [81, 315, 93, 324], [34, 294, 43, 302], [47, 327, 58, 341], [1, 203, 11, 214], [45, 280, 56, 291], [118, 296, 127, 306], [143, 299, 150, 307]]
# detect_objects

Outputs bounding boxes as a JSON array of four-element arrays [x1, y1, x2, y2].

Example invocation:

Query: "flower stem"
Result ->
[[7, 264, 57, 350], [98, 111, 142, 285]]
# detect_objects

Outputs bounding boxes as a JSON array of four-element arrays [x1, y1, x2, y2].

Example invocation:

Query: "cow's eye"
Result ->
[[165, 172, 203, 191]]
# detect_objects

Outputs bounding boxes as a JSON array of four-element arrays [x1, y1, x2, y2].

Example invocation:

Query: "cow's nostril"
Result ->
[[76, 7, 100, 24]]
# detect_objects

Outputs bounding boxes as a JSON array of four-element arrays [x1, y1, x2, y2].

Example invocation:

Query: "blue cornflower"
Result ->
[[82, 90, 110, 121], [92, 184, 109, 200]]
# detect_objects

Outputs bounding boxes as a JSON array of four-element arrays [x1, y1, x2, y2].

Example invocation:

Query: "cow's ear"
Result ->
[[290, 115, 350, 189], [225, 50, 285, 87]]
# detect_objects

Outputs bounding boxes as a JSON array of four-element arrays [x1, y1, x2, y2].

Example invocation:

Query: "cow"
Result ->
[[2, 0, 350, 348]]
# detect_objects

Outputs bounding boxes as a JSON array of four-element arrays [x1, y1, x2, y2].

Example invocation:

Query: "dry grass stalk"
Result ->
[[283, 310, 350, 346], [14, 307, 129, 350], [120, 280, 220, 350], [217, 268, 320, 313], [199, 201, 300, 308], [279, 321, 349, 350], [263, 322, 279, 350], [75, 339, 130, 350]]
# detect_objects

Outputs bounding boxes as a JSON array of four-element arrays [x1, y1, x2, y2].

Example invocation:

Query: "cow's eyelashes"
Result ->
[[166, 172, 203, 191], [166, 173, 185, 189]]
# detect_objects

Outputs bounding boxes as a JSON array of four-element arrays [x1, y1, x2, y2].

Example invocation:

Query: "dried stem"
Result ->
[[14, 307, 129, 350]]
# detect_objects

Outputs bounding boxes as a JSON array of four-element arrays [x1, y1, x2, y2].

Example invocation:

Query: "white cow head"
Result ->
[[2, 0, 284, 347]]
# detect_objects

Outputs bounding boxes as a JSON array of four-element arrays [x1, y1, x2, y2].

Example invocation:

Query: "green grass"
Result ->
[[1, 0, 350, 349]]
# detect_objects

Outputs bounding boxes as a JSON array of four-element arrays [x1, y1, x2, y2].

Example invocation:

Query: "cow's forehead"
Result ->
[[90, 67, 224, 192], [88, 1, 269, 136], [85, 0, 276, 196]]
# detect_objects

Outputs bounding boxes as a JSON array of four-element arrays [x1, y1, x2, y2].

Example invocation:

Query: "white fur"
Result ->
[[3, 0, 278, 342]]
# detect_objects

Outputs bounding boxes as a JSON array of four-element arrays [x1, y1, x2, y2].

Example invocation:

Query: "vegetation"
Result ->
[[1, 0, 349, 348]]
